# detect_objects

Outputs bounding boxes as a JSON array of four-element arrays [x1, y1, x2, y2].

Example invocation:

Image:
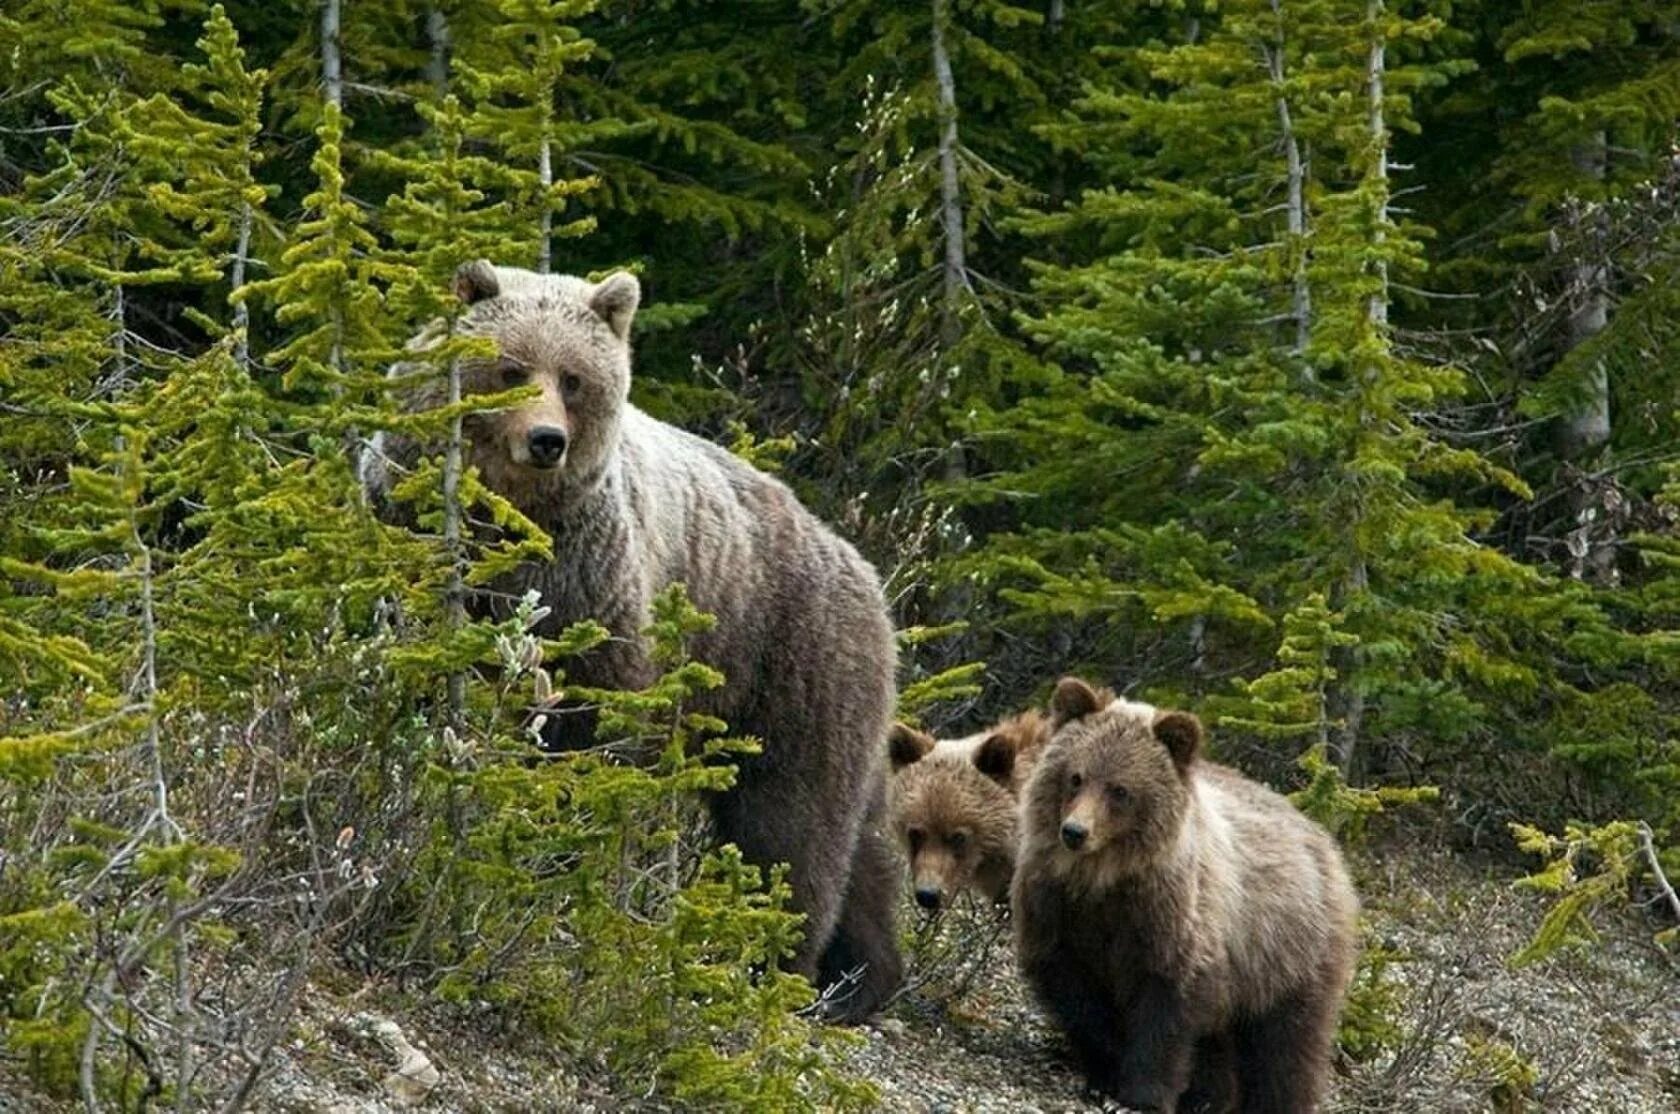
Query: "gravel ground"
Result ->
[[842, 842, 1679, 1114], [3, 842, 1673, 1112]]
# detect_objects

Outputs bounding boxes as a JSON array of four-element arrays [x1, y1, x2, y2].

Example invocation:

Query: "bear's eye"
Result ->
[[562, 372, 582, 395], [907, 827, 925, 853], [1068, 771, 1083, 791], [497, 360, 528, 387], [948, 831, 969, 853], [1107, 784, 1131, 805]]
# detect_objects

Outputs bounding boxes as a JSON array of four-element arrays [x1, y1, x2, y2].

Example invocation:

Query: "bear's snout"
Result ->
[[913, 886, 943, 911], [1060, 819, 1089, 850], [527, 426, 569, 468]]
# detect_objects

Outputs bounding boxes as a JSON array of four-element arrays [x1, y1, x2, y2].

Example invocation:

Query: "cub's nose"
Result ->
[[913, 886, 943, 911], [527, 426, 568, 468], [1060, 820, 1088, 850]]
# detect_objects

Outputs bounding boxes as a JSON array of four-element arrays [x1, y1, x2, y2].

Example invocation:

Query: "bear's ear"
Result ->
[[973, 732, 1017, 785], [888, 723, 936, 771], [1152, 710, 1203, 772], [1051, 677, 1104, 726], [452, 259, 500, 305], [589, 271, 641, 341]]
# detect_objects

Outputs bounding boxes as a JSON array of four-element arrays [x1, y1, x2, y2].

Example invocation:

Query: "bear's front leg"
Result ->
[[1107, 975, 1198, 1113]]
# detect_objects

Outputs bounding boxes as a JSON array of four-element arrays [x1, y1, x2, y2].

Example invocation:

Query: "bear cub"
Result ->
[[887, 710, 1050, 912], [1013, 678, 1358, 1113]]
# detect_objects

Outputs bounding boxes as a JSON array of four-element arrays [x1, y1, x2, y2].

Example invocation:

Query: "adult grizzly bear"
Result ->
[[366, 261, 902, 1020], [1013, 678, 1358, 1112]]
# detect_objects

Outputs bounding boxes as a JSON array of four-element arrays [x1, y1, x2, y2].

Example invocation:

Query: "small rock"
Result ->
[[358, 1013, 441, 1107]]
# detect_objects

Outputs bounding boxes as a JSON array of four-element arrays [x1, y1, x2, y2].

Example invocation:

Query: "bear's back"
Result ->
[[1188, 763, 1358, 1017]]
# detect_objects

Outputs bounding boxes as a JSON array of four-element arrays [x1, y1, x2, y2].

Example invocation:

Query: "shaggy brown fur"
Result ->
[[886, 711, 1050, 911], [366, 262, 903, 1021], [1013, 678, 1359, 1113]]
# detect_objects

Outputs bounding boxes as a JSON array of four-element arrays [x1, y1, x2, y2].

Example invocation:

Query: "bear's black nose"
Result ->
[[527, 426, 568, 467], [1060, 821, 1088, 850], [914, 887, 942, 911]]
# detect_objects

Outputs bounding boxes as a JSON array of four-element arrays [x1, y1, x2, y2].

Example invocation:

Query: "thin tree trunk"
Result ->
[[1332, 0, 1390, 777], [537, 136, 552, 274], [321, 0, 343, 110], [442, 348, 466, 723], [231, 203, 252, 369], [112, 281, 127, 387], [427, 5, 452, 97], [930, 0, 968, 348], [1267, 0, 1310, 361], [1557, 134, 1610, 461], [1046, 0, 1064, 35], [1365, 0, 1389, 330]]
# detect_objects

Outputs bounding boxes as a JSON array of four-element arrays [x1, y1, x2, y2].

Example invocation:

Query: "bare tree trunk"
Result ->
[[537, 136, 553, 274], [930, 0, 968, 348], [442, 347, 467, 723], [1046, 0, 1064, 35], [231, 203, 252, 370], [1332, 0, 1390, 777], [321, 0, 343, 110], [1557, 135, 1610, 461], [1365, 1, 1389, 331], [1267, 0, 1309, 361], [427, 4, 452, 97]]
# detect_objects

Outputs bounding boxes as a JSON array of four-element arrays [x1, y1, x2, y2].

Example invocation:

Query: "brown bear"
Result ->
[[887, 710, 1050, 912], [364, 261, 903, 1021], [1013, 678, 1358, 1113]]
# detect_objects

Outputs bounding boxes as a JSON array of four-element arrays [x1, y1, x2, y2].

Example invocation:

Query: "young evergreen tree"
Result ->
[[955, 0, 1546, 784]]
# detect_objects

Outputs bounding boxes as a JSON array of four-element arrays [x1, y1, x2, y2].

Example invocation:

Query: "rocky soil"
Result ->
[[3, 840, 1674, 1112]]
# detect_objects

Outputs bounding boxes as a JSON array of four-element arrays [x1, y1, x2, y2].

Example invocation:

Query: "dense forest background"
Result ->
[[2, 0, 1678, 1110]]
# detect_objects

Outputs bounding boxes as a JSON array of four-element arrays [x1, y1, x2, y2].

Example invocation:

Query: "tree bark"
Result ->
[[1556, 134, 1610, 462], [1267, 0, 1309, 360], [1332, 0, 1390, 777], [538, 136, 552, 274], [321, 0, 343, 110], [442, 347, 466, 723], [231, 202, 252, 369], [930, 0, 968, 348], [427, 4, 452, 97]]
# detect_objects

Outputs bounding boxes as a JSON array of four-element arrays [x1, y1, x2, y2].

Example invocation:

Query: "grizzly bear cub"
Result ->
[[1013, 678, 1358, 1113], [887, 710, 1050, 912]]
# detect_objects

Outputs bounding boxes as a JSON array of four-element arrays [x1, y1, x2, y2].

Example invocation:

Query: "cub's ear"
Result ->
[[1051, 677, 1104, 726], [589, 271, 641, 341], [452, 259, 500, 304], [1152, 710, 1204, 772], [973, 732, 1017, 786], [888, 723, 936, 771]]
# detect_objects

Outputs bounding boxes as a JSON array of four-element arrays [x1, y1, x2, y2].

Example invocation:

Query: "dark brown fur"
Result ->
[[1013, 679, 1358, 1112], [366, 263, 903, 1020]]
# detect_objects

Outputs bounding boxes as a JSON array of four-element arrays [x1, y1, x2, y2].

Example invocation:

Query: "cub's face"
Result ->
[[1027, 678, 1203, 871], [887, 724, 1020, 912], [451, 261, 640, 499]]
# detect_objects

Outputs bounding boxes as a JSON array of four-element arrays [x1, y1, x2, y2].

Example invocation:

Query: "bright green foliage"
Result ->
[[5, 0, 1680, 1102], [455, 0, 615, 273], [1509, 819, 1677, 965], [239, 102, 400, 398], [1289, 744, 1439, 844], [395, 586, 874, 1111], [1336, 934, 1409, 1062], [1218, 594, 1358, 748]]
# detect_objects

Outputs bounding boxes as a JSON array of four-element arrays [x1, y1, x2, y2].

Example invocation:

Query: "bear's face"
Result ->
[[1025, 678, 1202, 879], [887, 722, 1023, 911], [451, 261, 640, 504]]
